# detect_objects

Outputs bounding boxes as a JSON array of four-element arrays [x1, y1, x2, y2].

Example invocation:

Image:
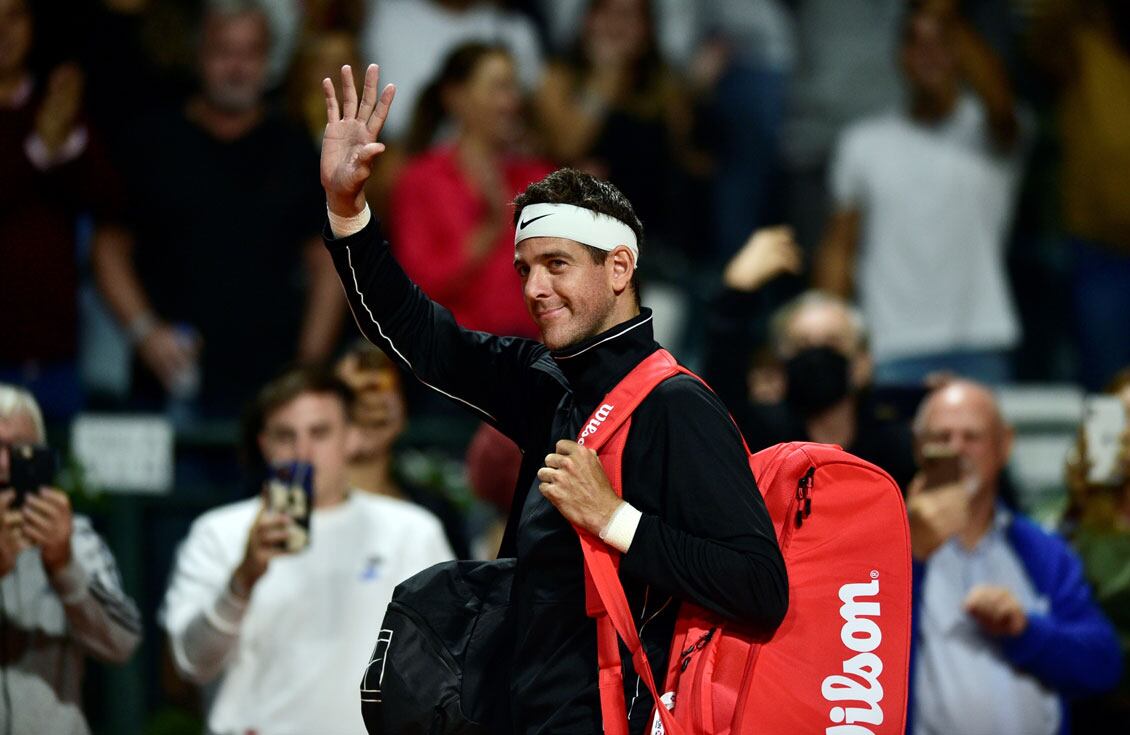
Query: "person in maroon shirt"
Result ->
[[0, 0, 126, 420], [390, 42, 553, 338]]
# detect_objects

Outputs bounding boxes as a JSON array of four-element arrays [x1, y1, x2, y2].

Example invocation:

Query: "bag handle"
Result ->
[[573, 349, 686, 735]]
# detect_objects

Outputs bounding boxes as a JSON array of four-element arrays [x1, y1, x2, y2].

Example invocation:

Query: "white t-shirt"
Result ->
[[161, 492, 454, 735], [361, 0, 543, 141], [830, 95, 1026, 363]]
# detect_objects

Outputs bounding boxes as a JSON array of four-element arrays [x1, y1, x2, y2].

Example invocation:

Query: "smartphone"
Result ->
[[920, 444, 962, 491], [8, 444, 58, 508], [1083, 396, 1127, 485], [265, 461, 314, 552]]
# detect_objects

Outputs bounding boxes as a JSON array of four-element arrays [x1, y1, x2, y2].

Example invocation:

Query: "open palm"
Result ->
[[321, 64, 395, 217]]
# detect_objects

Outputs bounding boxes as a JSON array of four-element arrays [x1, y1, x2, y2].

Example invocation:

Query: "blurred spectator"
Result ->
[[464, 421, 522, 559], [392, 42, 552, 337], [360, 0, 543, 143], [160, 366, 452, 734], [0, 384, 142, 735], [702, 227, 917, 489], [0, 0, 127, 421], [906, 380, 1121, 734], [1030, 0, 1130, 391], [1063, 368, 1130, 728], [288, 29, 361, 146], [92, 0, 344, 423], [534, 0, 709, 259], [686, 0, 796, 259], [815, 0, 1027, 387], [336, 341, 472, 558], [780, 0, 904, 251]]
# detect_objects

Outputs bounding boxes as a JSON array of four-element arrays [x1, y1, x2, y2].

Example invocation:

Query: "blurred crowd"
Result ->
[[2, 0, 1130, 732]]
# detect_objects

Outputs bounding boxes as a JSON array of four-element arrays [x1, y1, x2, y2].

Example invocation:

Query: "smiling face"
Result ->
[[514, 237, 634, 350]]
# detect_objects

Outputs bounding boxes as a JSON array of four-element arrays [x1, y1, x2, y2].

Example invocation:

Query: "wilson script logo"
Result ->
[[577, 403, 614, 445], [822, 575, 884, 734]]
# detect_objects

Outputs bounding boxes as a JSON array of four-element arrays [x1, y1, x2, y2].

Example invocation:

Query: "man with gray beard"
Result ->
[[93, 0, 344, 420]]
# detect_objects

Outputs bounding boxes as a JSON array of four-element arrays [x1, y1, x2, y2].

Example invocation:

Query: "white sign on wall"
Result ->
[[71, 415, 174, 494]]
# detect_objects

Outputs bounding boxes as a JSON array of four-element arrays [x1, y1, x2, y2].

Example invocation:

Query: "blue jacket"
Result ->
[[907, 511, 1123, 735]]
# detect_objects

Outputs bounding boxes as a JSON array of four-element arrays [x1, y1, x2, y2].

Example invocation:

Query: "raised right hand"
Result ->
[[321, 64, 395, 217], [906, 473, 970, 561], [722, 226, 803, 292], [231, 509, 292, 597]]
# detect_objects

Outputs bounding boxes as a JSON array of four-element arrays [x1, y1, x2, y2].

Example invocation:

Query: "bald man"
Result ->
[[906, 380, 1122, 735]]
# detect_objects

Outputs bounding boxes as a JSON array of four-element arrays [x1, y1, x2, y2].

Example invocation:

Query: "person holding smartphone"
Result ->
[[160, 366, 453, 735], [0, 384, 142, 735], [905, 379, 1122, 735]]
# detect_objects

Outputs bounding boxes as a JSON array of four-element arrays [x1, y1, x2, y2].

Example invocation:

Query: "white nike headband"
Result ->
[[514, 203, 639, 266]]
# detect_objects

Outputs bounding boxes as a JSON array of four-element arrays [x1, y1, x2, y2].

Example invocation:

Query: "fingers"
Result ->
[[0, 490, 13, 512], [30, 487, 69, 513], [341, 64, 359, 119], [323, 77, 340, 122], [555, 439, 581, 455], [357, 63, 379, 120], [366, 82, 396, 136]]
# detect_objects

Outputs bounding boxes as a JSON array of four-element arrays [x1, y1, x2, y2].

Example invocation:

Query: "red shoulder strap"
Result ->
[[574, 349, 686, 735]]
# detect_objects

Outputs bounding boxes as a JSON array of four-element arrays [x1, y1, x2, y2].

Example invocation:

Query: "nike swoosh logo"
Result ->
[[519, 213, 553, 229]]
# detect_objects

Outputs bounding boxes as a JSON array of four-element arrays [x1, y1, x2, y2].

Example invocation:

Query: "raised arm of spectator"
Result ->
[[20, 490, 143, 664], [91, 227, 198, 392], [1025, 0, 1083, 84], [702, 227, 802, 414], [297, 237, 347, 364], [534, 63, 615, 163], [813, 210, 859, 298], [161, 508, 292, 684], [937, 1, 1020, 149]]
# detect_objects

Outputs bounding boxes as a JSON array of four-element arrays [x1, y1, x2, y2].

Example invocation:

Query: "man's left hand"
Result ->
[[964, 584, 1027, 637], [21, 488, 74, 575], [538, 440, 622, 536]]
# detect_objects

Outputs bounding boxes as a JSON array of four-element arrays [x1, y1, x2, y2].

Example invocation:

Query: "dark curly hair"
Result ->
[[512, 168, 643, 307]]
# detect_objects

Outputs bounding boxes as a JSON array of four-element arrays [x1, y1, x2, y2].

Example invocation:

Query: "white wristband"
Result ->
[[599, 501, 642, 553], [327, 203, 371, 238]]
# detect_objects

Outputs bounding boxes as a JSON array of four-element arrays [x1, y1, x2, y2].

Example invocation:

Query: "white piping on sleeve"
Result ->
[[344, 246, 498, 422]]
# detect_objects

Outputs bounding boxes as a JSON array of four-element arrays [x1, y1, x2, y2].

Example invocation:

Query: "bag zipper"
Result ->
[[679, 627, 717, 672]]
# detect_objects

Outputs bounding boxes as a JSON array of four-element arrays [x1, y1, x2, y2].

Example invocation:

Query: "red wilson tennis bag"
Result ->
[[574, 349, 911, 735]]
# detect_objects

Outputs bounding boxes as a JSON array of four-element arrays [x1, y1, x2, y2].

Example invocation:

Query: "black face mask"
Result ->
[[784, 346, 852, 417]]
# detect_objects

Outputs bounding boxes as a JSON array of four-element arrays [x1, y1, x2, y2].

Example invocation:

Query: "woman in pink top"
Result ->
[[391, 43, 553, 338]]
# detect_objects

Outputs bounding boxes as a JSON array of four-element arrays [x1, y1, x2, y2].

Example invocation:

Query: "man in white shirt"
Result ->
[[815, 0, 1026, 386], [160, 366, 453, 735]]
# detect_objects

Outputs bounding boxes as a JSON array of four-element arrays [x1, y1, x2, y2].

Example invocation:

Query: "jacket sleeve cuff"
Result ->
[[327, 203, 371, 238], [50, 558, 91, 605], [1000, 611, 1051, 666], [599, 501, 643, 553], [202, 581, 250, 636]]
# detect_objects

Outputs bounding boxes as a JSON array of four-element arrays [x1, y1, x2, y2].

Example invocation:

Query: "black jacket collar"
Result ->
[[550, 308, 660, 408]]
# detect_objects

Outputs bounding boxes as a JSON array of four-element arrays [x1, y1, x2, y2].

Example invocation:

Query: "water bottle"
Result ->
[[167, 324, 201, 431]]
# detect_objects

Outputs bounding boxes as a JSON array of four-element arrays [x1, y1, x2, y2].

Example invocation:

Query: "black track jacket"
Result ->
[[325, 217, 788, 734]]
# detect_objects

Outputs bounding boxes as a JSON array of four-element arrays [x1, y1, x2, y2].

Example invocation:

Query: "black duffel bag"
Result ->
[[360, 558, 516, 735]]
